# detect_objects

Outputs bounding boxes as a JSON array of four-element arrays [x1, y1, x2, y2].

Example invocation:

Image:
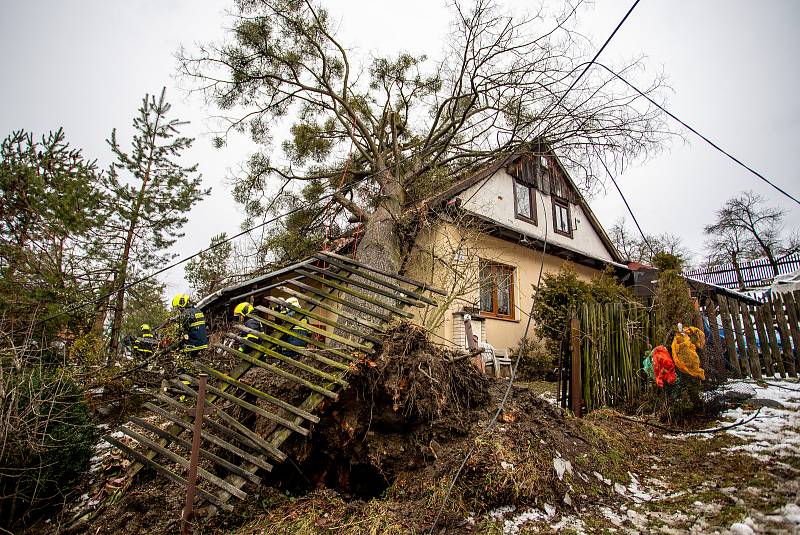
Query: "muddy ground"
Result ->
[[31, 325, 800, 534]]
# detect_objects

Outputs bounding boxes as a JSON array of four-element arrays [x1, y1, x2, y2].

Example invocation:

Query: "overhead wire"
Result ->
[[592, 61, 800, 206]]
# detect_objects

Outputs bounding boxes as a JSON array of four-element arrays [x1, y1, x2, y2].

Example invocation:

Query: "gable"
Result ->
[[430, 150, 621, 263]]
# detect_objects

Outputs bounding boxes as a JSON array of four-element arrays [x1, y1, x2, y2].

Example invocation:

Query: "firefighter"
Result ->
[[279, 296, 309, 356], [233, 302, 262, 353], [131, 323, 157, 362], [171, 293, 209, 356]]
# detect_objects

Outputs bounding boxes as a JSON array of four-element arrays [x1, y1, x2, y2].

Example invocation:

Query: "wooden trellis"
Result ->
[[106, 251, 443, 513]]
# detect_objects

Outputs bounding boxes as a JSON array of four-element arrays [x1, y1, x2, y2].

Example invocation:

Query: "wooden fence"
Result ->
[[561, 290, 800, 414]]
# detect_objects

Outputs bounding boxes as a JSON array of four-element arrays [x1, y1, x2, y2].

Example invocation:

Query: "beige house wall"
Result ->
[[405, 221, 600, 355]]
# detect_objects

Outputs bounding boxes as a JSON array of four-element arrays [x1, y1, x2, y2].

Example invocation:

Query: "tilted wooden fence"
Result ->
[[561, 290, 800, 414]]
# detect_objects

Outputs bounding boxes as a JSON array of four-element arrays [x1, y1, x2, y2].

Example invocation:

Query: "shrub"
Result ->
[[513, 337, 557, 380], [0, 364, 93, 529], [532, 265, 636, 352]]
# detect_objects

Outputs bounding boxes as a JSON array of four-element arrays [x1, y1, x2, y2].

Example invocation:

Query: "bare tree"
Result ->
[[707, 191, 786, 276], [703, 217, 756, 290], [609, 218, 691, 266], [180, 0, 670, 275]]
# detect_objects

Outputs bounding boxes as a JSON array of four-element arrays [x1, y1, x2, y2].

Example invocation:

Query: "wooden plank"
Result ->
[[716, 296, 742, 377], [313, 253, 438, 305], [237, 323, 355, 370], [301, 262, 426, 308], [215, 342, 339, 399], [570, 316, 582, 418], [782, 292, 800, 377], [774, 294, 798, 377], [240, 316, 359, 362], [229, 333, 349, 386], [179, 374, 310, 436], [738, 300, 762, 379], [168, 379, 288, 462], [762, 300, 786, 378], [263, 295, 381, 344], [285, 279, 393, 323], [151, 393, 267, 455], [142, 402, 273, 472], [704, 298, 723, 368], [752, 305, 773, 378], [279, 285, 386, 333], [319, 250, 447, 295], [117, 426, 248, 500], [296, 269, 415, 319], [128, 417, 261, 485], [195, 363, 320, 423], [727, 296, 752, 377], [104, 436, 234, 512], [252, 305, 374, 352]]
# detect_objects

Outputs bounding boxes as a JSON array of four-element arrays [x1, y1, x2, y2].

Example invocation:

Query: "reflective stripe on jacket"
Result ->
[[182, 306, 209, 352]]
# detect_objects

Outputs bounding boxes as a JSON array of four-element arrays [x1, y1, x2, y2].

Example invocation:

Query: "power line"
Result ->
[[593, 62, 800, 206], [34, 173, 373, 327], [596, 152, 655, 257], [460, 0, 642, 212]]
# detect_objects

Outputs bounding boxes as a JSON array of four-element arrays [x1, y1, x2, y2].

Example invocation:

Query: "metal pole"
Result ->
[[181, 373, 208, 535]]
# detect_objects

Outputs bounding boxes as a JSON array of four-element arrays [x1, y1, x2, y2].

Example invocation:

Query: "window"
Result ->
[[553, 198, 572, 237], [479, 260, 515, 319], [513, 180, 537, 224]]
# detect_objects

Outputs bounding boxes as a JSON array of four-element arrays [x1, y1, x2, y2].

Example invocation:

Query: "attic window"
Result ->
[[513, 180, 537, 224]]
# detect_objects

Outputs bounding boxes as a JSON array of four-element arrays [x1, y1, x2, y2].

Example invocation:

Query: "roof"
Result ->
[[421, 148, 624, 263]]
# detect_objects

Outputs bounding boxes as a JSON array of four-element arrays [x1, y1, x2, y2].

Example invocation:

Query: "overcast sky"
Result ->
[[1, 0, 798, 297]]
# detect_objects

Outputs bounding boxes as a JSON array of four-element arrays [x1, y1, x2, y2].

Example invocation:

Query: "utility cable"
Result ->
[[593, 62, 800, 206], [458, 0, 642, 221], [34, 164, 386, 327], [429, 183, 549, 533], [613, 406, 762, 434], [596, 152, 656, 258]]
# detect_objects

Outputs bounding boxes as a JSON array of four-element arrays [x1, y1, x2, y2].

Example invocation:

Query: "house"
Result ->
[[401, 148, 627, 355], [198, 147, 630, 358]]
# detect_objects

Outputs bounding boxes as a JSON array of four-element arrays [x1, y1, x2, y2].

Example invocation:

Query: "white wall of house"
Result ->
[[458, 169, 614, 262]]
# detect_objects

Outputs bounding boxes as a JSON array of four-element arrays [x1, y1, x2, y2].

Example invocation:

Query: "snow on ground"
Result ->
[[721, 380, 800, 461], [483, 379, 800, 534]]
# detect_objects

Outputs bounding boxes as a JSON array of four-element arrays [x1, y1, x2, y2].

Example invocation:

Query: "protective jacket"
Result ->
[[239, 317, 263, 353], [132, 333, 157, 357], [181, 306, 209, 352]]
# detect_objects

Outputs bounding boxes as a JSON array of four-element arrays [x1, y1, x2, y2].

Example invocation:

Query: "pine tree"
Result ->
[[0, 129, 105, 336], [102, 88, 209, 355], [185, 233, 232, 298]]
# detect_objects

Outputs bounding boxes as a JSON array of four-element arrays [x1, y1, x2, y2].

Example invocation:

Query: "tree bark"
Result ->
[[353, 169, 405, 275]]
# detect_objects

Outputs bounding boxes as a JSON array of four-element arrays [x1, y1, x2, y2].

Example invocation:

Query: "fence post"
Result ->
[[570, 315, 582, 418], [716, 296, 741, 377], [774, 295, 797, 377], [182, 373, 208, 535]]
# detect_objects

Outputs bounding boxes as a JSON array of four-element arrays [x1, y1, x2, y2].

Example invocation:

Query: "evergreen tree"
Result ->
[[102, 88, 209, 355], [185, 232, 232, 298], [0, 129, 105, 336]]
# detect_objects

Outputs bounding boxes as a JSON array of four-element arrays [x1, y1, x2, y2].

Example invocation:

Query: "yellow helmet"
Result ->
[[171, 293, 189, 309], [234, 302, 253, 317], [140, 323, 151, 333]]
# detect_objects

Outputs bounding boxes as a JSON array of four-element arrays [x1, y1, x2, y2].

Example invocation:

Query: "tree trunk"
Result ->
[[354, 170, 405, 275], [731, 252, 746, 290]]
